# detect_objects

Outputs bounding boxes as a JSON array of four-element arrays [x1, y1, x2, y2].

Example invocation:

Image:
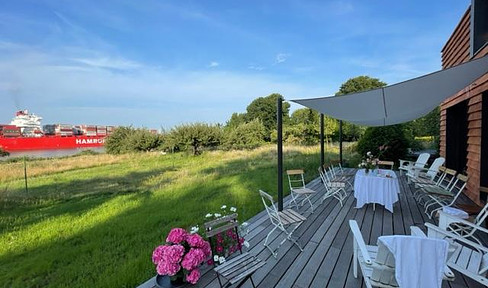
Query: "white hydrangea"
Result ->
[[230, 207, 237, 212], [205, 213, 213, 218], [221, 205, 227, 210], [214, 213, 222, 218], [219, 256, 226, 264], [190, 226, 199, 234], [214, 255, 219, 262]]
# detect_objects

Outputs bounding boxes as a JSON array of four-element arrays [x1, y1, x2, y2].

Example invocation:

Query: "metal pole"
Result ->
[[277, 97, 283, 211], [24, 156, 28, 193], [339, 120, 343, 166], [320, 114, 325, 169]]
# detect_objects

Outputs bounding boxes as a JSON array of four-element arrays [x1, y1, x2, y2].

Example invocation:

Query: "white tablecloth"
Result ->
[[354, 169, 400, 212]]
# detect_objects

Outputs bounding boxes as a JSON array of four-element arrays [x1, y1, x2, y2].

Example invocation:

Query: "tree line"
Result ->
[[106, 76, 440, 160]]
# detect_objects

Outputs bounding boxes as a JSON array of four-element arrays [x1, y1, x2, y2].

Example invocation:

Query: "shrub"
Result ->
[[106, 126, 162, 154], [223, 119, 266, 150], [164, 123, 223, 155], [356, 125, 408, 163]]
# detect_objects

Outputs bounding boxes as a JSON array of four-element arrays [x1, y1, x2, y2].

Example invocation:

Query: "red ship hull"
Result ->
[[0, 136, 105, 151]]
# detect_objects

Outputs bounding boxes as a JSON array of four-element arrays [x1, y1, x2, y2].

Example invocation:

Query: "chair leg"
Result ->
[[216, 273, 224, 288]]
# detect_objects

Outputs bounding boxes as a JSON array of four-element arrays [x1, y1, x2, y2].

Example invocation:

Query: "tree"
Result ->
[[336, 75, 387, 95], [223, 119, 266, 149], [356, 125, 409, 163], [245, 93, 290, 140], [165, 123, 223, 155], [225, 112, 246, 128], [289, 108, 338, 145]]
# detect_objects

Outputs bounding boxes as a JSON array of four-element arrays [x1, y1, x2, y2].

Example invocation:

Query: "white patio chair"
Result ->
[[426, 215, 488, 287], [398, 152, 430, 176], [440, 203, 488, 245], [423, 173, 468, 219], [406, 157, 445, 184], [317, 167, 347, 207], [325, 165, 354, 191], [349, 220, 454, 288], [259, 190, 306, 258], [286, 169, 317, 213], [334, 162, 356, 177], [414, 167, 456, 204]]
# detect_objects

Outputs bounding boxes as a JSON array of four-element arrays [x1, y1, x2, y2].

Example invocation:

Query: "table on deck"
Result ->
[[354, 169, 400, 212]]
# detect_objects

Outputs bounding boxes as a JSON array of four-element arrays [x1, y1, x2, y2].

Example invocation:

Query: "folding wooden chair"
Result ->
[[204, 213, 265, 288], [377, 160, 394, 170], [325, 165, 354, 191], [286, 169, 317, 213], [259, 190, 306, 257]]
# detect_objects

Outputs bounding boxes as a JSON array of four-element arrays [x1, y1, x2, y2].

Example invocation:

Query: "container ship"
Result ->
[[0, 110, 113, 152]]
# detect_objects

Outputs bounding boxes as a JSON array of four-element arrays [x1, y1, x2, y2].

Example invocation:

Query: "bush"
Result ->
[[356, 125, 408, 163], [164, 123, 223, 155], [223, 119, 266, 150], [106, 126, 162, 154]]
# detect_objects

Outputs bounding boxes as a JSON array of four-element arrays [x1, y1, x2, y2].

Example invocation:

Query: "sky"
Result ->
[[0, 0, 471, 129]]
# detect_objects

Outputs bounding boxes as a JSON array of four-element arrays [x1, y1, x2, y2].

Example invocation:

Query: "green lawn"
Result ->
[[0, 145, 351, 287]]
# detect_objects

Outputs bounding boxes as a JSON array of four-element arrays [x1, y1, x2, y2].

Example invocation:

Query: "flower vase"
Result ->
[[364, 168, 370, 175], [155, 274, 185, 288]]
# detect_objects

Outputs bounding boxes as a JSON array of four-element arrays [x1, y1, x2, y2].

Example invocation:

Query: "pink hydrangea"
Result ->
[[186, 268, 201, 284], [201, 241, 212, 257], [186, 233, 206, 248], [181, 248, 206, 270], [156, 260, 181, 276], [165, 244, 185, 264], [152, 245, 167, 264], [166, 228, 188, 244]]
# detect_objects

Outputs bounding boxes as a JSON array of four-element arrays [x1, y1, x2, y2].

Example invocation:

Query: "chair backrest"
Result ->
[[449, 174, 468, 202], [474, 202, 488, 226], [377, 160, 394, 170], [439, 168, 457, 189], [425, 157, 446, 180], [415, 153, 431, 168], [287, 169, 306, 191], [259, 190, 281, 227], [371, 241, 398, 287], [204, 213, 242, 264]]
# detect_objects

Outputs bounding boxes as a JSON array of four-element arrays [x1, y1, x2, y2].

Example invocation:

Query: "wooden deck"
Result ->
[[139, 169, 486, 288]]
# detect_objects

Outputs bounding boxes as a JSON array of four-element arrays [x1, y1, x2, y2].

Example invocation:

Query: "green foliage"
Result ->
[[106, 126, 162, 154], [226, 112, 247, 128], [356, 125, 409, 163], [223, 119, 266, 149], [403, 107, 440, 150], [336, 75, 387, 95], [341, 121, 366, 141], [287, 108, 338, 145], [245, 93, 290, 139], [165, 123, 223, 155]]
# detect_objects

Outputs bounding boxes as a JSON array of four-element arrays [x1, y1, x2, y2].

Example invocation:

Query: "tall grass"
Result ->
[[0, 145, 353, 287]]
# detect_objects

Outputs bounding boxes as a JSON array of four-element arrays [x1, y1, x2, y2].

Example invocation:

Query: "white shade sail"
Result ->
[[291, 55, 488, 126]]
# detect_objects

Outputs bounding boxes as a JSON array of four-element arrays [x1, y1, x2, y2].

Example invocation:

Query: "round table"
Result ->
[[353, 169, 400, 213]]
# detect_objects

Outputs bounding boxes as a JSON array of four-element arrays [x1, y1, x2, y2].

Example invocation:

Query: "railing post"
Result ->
[[277, 97, 283, 211], [320, 114, 325, 169]]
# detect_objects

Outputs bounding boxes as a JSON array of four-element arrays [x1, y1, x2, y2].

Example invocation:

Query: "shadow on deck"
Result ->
[[139, 169, 486, 288]]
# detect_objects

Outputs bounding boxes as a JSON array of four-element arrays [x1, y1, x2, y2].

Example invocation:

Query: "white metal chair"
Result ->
[[423, 173, 468, 219], [426, 214, 488, 287], [398, 152, 430, 176], [349, 220, 454, 288], [318, 167, 348, 207], [326, 165, 354, 191], [406, 157, 445, 184], [259, 190, 306, 258], [286, 169, 317, 213], [414, 167, 456, 204]]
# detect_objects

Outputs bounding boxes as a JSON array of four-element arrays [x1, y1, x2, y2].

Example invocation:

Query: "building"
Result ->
[[440, 0, 488, 203]]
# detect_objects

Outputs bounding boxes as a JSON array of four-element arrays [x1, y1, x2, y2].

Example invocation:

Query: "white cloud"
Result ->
[[208, 61, 219, 68], [248, 64, 264, 71], [73, 57, 142, 70], [275, 53, 291, 64]]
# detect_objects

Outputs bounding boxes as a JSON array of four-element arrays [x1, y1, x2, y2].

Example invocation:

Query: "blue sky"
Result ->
[[0, 0, 470, 129]]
